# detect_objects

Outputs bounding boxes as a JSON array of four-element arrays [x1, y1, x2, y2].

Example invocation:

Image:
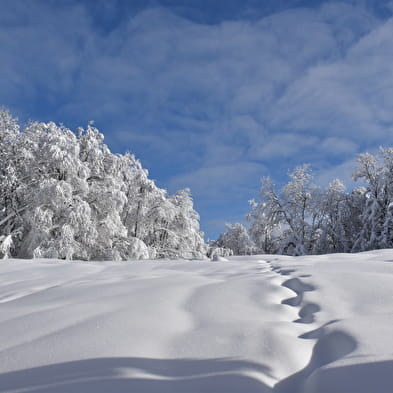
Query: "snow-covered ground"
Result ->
[[0, 251, 392, 393]]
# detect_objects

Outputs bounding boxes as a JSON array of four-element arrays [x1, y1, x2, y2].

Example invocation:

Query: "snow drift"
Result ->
[[0, 250, 392, 392]]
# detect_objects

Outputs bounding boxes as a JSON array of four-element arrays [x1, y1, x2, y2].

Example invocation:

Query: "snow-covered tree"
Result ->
[[19, 121, 92, 259], [0, 110, 207, 260], [244, 149, 393, 255], [382, 202, 393, 248], [248, 165, 319, 255], [313, 179, 347, 254], [206, 246, 233, 259], [352, 149, 393, 251], [214, 222, 255, 255], [280, 165, 321, 254], [0, 110, 25, 258], [164, 189, 206, 258], [247, 177, 283, 254]]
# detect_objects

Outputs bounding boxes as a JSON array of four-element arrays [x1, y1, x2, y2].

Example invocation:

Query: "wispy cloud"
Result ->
[[269, 16, 393, 141], [1, 0, 392, 237], [169, 162, 266, 202]]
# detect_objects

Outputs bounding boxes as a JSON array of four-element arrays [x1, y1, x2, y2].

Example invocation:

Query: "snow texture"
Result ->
[[0, 250, 393, 392]]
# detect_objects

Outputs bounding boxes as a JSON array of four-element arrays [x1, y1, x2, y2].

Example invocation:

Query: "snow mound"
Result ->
[[127, 237, 150, 260], [211, 255, 229, 262], [0, 250, 392, 392]]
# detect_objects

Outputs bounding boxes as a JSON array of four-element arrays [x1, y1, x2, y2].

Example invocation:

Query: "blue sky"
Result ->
[[1, 0, 393, 239]]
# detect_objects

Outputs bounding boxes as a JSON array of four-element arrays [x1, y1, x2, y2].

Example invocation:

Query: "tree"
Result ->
[[247, 177, 282, 254], [352, 149, 393, 251], [0, 110, 207, 260], [248, 165, 319, 255], [313, 179, 348, 254], [165, 189, 206, 258], [214, 222, 255, 255], [16, 121, 94, 259], [0, 110, 22, 258]]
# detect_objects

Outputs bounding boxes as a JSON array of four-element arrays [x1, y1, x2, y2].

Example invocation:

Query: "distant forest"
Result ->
[[1, 109, 393, 260], [215, 151, 393, 256]]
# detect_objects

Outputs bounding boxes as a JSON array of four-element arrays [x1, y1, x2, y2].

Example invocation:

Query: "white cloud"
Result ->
[[249, 133, 320, 160], [168, 162, 266, 201], [320, 137, 358, 155], [1, 1, 393, 237], [313, 158, 358, 189], [269, 16, 393, 141]]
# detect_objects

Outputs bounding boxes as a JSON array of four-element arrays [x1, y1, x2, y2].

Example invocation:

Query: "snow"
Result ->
[[0, 251, 392, 392]]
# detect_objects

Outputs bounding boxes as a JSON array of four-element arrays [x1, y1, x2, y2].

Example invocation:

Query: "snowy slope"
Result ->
[[0, 251, 392, 393]]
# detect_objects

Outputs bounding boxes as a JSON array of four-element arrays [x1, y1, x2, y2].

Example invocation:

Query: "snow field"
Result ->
[[1, 251, 393, 392]]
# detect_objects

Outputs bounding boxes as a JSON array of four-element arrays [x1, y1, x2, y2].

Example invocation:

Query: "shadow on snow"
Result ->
[[0, 357, 272, 393]]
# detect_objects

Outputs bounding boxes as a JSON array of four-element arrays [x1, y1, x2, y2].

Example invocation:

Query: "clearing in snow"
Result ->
[[0, 250, 392, 393]]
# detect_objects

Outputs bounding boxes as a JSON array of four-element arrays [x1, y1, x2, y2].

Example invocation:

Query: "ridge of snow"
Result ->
[[0, 250, 392, 392]]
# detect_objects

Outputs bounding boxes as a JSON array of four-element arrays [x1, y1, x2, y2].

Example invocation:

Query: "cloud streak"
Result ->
[[1, 0, 392, 237]]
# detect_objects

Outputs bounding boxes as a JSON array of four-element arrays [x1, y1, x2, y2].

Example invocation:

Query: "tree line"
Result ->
[[0, 110, 206, 260], [2, 108, 393, 260], [214, 150, 393, 256]]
